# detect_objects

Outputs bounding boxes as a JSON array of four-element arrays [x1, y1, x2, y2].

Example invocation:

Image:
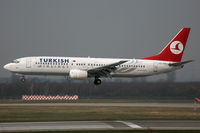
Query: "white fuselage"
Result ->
[[4, 56, 181, 78], [3, 28, 191, 85]]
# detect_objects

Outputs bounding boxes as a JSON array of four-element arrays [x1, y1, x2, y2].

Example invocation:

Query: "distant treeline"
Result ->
[[0, 79, 200, 99]]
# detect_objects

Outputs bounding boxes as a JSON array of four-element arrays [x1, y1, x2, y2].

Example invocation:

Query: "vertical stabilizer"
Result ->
[[143, 28, 190, 62]]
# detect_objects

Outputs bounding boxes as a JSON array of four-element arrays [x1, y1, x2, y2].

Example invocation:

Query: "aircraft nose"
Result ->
[[4, 64, 8, 70], [4, 63, 11, 71]]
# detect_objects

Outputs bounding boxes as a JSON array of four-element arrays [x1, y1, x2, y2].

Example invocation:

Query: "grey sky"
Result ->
[[0, 0, 199, 81]]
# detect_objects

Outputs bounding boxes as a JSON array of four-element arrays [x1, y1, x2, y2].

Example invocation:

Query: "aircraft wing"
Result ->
[[168, 60, 193, 67], [88, 60, 128, 77]]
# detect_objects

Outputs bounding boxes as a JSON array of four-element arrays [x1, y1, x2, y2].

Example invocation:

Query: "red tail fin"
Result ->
[[143, 28, 191, 62]]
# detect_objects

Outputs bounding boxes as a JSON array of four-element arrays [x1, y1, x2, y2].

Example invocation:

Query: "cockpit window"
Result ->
[[12, 60, 19, 63]]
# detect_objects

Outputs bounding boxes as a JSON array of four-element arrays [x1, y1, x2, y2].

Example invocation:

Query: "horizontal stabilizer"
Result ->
[[168, 60, 193, 67]]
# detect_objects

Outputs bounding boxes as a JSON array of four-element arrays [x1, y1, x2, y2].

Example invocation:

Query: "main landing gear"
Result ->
[[94, 77, 101, 85]]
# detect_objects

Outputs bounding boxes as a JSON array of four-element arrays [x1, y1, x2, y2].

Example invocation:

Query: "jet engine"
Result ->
[[69, 69, 88, 80]]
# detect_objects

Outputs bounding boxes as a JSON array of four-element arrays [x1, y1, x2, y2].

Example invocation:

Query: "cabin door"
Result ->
[[153, 62, 158, 72], [26, 58, 31, 68]]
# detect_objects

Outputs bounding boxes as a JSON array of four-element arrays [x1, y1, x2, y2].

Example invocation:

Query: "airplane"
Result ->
[[4, 28, 192, 85]]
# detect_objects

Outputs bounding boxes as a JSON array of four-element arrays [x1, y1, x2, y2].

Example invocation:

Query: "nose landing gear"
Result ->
[[20, 76, 26, 83], [94, 77, 101, 85]]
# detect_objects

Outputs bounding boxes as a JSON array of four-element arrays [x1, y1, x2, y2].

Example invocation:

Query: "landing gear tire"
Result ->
[[20, 76, 25, 83], [94, 78, 101, 85]]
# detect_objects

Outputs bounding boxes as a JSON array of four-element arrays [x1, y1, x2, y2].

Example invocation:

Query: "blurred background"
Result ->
[[0, 0, 199, 99]]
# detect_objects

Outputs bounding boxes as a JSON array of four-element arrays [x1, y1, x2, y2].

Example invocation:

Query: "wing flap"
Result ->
[[88, 60, 128, 77]]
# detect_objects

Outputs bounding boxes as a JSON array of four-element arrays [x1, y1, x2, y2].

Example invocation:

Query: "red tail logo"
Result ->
[[170, 41, 183, 54], [143, 28, 190, 62]]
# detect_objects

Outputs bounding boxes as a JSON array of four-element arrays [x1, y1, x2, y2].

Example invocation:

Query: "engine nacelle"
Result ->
[[69, 69, 88, 80]]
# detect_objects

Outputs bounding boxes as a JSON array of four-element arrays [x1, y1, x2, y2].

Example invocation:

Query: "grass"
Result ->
[[0, 105, 200, 122], [4, 130, 200, 133], [0, 99, 193, 104]]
